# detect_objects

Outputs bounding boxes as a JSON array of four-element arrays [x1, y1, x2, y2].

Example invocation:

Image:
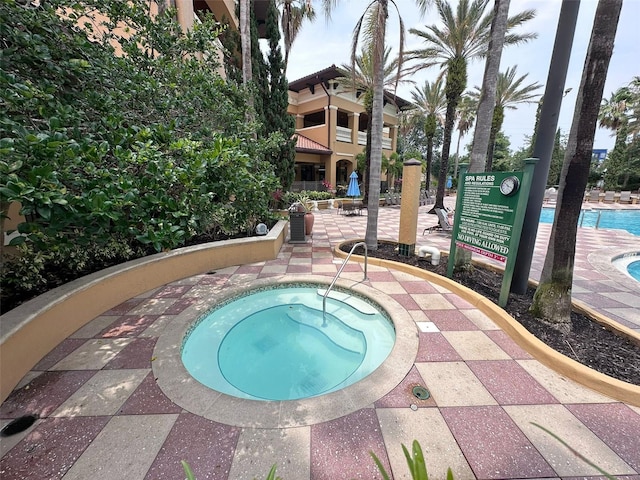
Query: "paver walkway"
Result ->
[[1, 203, 639, 480]]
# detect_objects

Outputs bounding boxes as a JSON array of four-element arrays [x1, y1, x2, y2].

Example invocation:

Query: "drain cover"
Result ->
[[412, 385, 430, 400], [1, 414, 38, 437]]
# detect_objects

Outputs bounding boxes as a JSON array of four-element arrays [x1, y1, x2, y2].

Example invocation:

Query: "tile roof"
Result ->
[[288, 64, 413, 110], [295, 134, 332, 154]]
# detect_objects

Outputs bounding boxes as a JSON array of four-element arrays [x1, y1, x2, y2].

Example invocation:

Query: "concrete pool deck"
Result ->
[[1, 200, 639, 479]]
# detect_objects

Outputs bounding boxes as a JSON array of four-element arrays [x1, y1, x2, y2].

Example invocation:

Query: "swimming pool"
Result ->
[[182, 285, 395, 401], [627, 260, 640, 282], [539, 208, 640, 236]]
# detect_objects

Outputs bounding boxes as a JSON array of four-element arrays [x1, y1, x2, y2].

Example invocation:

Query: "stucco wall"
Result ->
[[0, 221, 287, 402]]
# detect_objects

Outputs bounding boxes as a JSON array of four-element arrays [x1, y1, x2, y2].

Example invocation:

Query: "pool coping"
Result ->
[[588, 247, 640, 291], [152, 275, 419, 428], [334, 241, 640, 408]]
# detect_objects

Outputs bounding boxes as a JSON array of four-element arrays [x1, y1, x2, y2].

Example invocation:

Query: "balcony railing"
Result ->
[[336, 126, 352, 143], [355, 131, 391, 149]]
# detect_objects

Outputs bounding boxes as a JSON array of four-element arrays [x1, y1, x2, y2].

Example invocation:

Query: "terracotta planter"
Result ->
[[304, 212, 314, 235]]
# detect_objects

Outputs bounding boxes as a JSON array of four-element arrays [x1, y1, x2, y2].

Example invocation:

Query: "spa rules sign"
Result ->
[[447, 160, 538, 307], [455, 172, 522, 262]]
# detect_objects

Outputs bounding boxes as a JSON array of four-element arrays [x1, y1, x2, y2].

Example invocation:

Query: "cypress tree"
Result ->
[[250, 4, 269, 135], [264, 0, 296, 191]]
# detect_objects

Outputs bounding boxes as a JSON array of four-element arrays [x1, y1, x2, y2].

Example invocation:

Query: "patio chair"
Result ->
[[422, 208, 453, 235], [604, 191, 615, 203]]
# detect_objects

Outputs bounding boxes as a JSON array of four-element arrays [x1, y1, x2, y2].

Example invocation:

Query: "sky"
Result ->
[[283, 0, 640, 154]]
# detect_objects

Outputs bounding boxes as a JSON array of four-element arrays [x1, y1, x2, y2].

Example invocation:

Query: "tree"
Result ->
[[489, 131, 511, 170], [410, 78, 446, 189], [409, 0, 536, 211], [468, 0, 510, 174], [470, 66, 542, 170], [240, 0, 253, 123], [322, 0, 432, 250], [279, 0, 316, 73], [531, 0, 622, 329], [453, 94, 476, 178], [338, 47, 403, 202], [250, 6, 270, 137], [599, 83, 636, 189], [0, 0, 281, 305], [265, 0, 296, 190]]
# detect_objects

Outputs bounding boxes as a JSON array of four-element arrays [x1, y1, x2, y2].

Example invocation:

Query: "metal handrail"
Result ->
[[322, 242, 368, 324]]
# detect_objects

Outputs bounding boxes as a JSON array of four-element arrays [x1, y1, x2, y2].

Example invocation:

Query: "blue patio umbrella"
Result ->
[[347, 171, 360, 200]]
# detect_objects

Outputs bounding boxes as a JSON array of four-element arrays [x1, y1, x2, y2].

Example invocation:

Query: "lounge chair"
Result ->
[[604, 191, 615, 203], [544, 188, 557, 204], [423, 208, 453, 235], [619, 191, 631, 204], [588, 190, 601, 203]]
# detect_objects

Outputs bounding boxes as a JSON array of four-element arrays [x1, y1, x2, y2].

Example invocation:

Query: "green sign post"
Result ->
[[447, 159, 538, 307]]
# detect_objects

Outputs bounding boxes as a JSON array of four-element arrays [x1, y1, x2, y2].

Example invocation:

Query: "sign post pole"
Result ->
[[447, 164, 468, 278], [499, 158, 538, 306]]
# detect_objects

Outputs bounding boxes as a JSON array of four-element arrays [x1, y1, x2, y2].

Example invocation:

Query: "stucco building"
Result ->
[[288, 65, 411, 192]]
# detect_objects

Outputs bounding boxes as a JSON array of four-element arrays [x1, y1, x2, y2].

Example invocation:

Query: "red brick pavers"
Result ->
[[1, 203, 639, 479]]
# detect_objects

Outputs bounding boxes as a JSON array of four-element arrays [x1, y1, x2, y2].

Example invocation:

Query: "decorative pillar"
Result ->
[[326, 105, 338, 150], [390, 124, 398, 152], [175, 0, 195, 33], [349, 113, 360, 144], [398, 159, 422, 256], [326, 155, 336, 190]]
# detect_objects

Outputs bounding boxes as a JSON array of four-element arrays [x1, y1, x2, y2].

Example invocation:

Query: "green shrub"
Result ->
[[0, 0, 282, 311]]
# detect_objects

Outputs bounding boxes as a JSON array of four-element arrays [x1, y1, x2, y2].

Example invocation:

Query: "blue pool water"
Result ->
[[539, 208, 640, 236], [182, 285, 395, 401], [628, 261, 640, 281]]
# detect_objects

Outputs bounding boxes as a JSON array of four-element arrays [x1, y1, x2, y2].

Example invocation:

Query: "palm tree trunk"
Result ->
[[425, 135, 434, 189], [532, 0, 622, 328], [454, 132, 462, 178], [434, 55, 466, 211], [485, 126, 497, 171], [433, 100, 457, 211], [364, 0, 388, 250], [468, 0, 510, 173], [240, 0, 254, 127], [363, 110, 373, 204]]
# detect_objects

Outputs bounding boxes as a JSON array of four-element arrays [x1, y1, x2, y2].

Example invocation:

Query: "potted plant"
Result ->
[[291, 192, 314, 235]]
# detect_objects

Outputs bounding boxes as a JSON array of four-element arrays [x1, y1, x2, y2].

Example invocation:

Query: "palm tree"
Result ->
[[409, 0, 536, 211], [454, 94, 476, 177], [239, 0, 254, 130], [599, 82, 638, 188], [470, 66, 542, 170], [468, 0, 511, 173], [410, 78, 446, 189], [279, 0, 316, 73], [322, 0, 432, 250], [338, 47, 407, 202], [598, 86, 632, 144], [628, 77, 640, 137], [532, 0, 622, 328]]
